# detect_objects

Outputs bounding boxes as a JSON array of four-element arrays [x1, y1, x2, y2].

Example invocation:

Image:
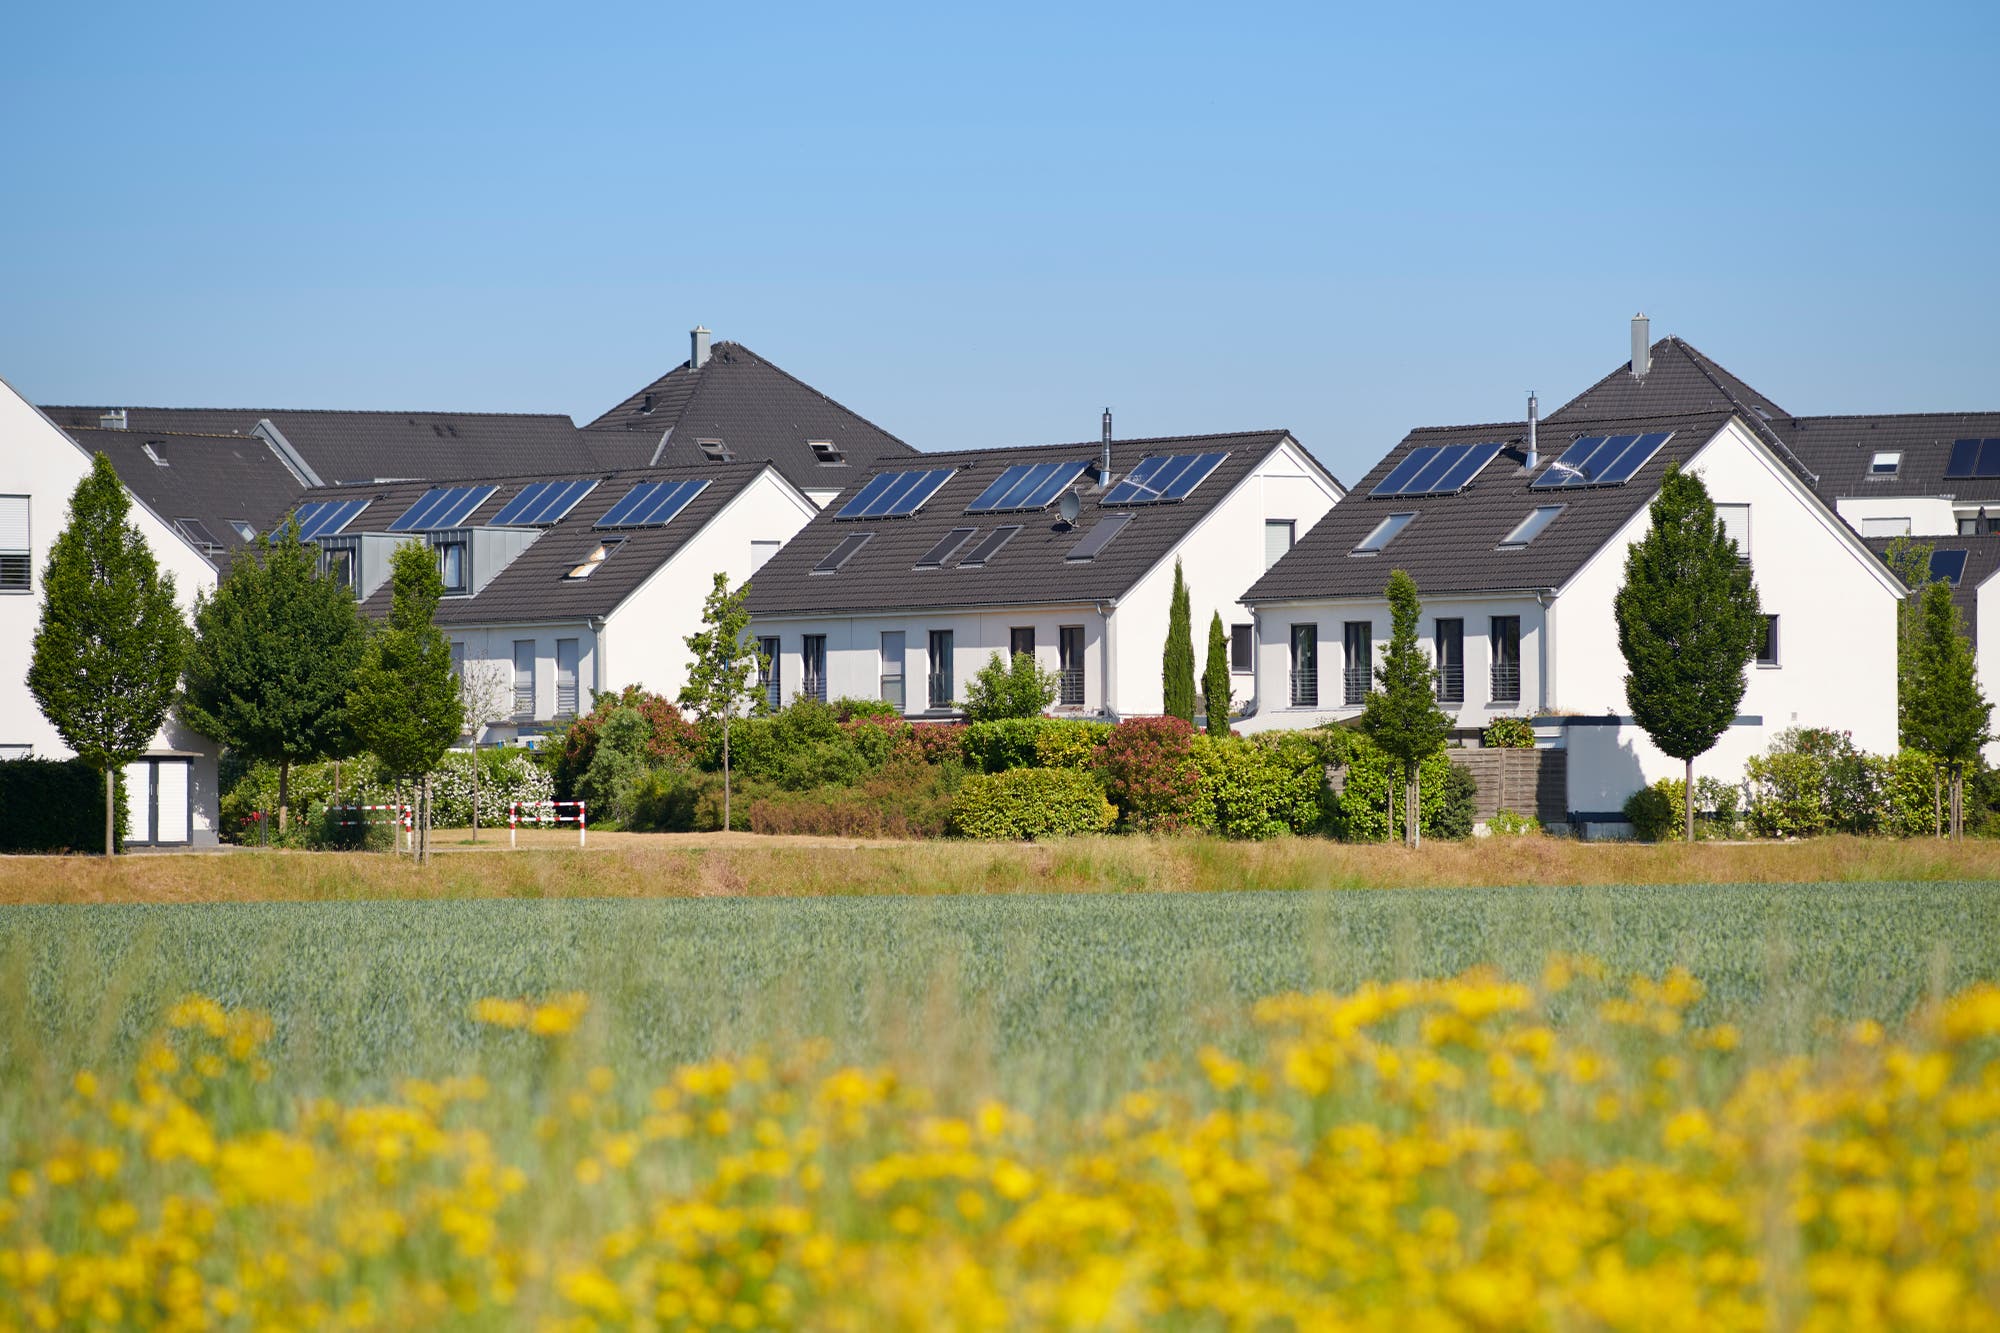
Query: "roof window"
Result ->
[[809, 439, 844, 464], [566, 538, 625, 580], [698, 439, 733, 462], [1870, 451, 1901, 476], [1351, 512, 1415, 555], [1499, 504, 1565, 549]]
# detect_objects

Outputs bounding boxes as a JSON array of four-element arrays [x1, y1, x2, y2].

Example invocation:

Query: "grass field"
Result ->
[[8, 831, 2000, 903]]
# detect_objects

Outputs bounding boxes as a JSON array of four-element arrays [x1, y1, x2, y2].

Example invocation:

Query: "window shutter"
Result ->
[[0, 497, 27, 552], [1715, 504, 1751, 558], [1264, 520, 1295, 570]]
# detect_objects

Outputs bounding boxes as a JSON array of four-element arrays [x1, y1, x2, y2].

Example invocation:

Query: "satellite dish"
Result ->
[[1057, 490, 1082, 525]]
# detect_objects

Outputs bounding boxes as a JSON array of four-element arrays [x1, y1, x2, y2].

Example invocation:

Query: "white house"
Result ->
[[0, 376, 234, 846], [1243, 382, 1905, 833], [285, 462, 819, 741], [743, 428, 1344, 718]]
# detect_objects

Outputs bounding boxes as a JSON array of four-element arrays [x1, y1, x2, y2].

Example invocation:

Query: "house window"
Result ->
[[1870, 451, 1901, 475], [757, 637, 781, 711], [928, 630, 955, 709], [1353, 512, 1415, 555], [1264, 519, 1295, 570], [1058, 626, 1085, 706], [450, 641, 466, 681], [512, 640, 536, 716], [0, 496, 29, 593], [1434, 618, 1464, 704], [1860, 517, 1912, 538], [1757, 615, 1780, 666], [751, 539, 780, 571], [1490, 616, 1521, 704], [1230, 623, 1253, 674], [1343, 622, 1372, 705], [1715, 504, 1750, 561], [556, 639, 580, 716], [1010, 627, 1035, 661], [436, 538, 469, 594], [880, 632, 906, 710], [1958, 512, 2000, 536], [1290, 625, 1318, 707], [322, 542, 357, 591], [802, 635, 828, 703]]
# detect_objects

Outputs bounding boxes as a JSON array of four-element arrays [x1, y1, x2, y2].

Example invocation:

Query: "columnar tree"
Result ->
[[1883, 536, 1947, 833], [1359, 569, 1453, 848], [346, 541, 463, 862], [679, 573, 763, 831], [1613, 465, 1763, 842], [1202, 612, 1231, 734], [1162, 559, 1196, 723], [180, 525, 366, 833], [1903, 578, 1991, 839], [27, 454, 191, 856]]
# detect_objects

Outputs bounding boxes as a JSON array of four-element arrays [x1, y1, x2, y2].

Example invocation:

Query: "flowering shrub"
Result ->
[[9, 964, 2000, 1327], [1094, 715, 1209, 833], [950, 767, 1116, 839], [550, 687, 700, 799]]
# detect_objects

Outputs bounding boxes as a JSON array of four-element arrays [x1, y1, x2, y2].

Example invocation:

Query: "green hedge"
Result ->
[[0, 758, 123, 854], [963, 718, 1112, 774], [950, 768, 1116, 840]]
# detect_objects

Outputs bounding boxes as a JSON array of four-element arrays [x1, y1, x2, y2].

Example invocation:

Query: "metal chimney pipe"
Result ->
[[690, 326, 712, 370], [1101, 408, 1113, 484], [1630, 313, 1651, 378], [1526, 392, 1539, 470]]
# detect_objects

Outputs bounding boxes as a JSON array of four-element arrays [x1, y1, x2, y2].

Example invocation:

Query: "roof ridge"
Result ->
[[1793, 410, 2000, 425], [681, 342, 915, 451], [924, 428, 1292, 459], [304, 460, 773, 493], [1666, 337, 1785, 414]]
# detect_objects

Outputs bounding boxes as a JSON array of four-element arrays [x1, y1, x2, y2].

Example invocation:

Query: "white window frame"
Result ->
[[0, 495, 29, 595]]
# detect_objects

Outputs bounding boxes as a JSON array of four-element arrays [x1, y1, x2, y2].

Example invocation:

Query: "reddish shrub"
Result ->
[[552, 687, 701, 797], [1093, 715, 1208, 832]]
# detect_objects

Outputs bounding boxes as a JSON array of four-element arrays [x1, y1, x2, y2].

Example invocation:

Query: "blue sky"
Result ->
[[4, 1, 1994, 484]]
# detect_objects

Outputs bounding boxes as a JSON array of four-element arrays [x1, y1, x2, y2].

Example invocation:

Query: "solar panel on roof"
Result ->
[[813, 532, 873, 573], [835, 467, 956, 520], [1931, 549, 1970, 585], [1065, 513, 1132, 561], [1532, 432, 1673, 490], [282, 498, 370, 542], [387, 485, 496, 532], [594, 479, 709, 529], [1371, 442, 1505, 498], [967, 460, 1089, 513], [1594, 432, 1672, 485], [1100, 452, 1228, 505], [915, 527, 978, 569], [960, 525, 1021, 567], [1945, 438, 2000, 479], [491, 479, 598, 527]]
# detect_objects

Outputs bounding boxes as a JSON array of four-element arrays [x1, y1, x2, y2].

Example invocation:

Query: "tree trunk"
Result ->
[[420, 775, 432, 864], [277, 760, 291, 835], [470, 749, 480, 844], [1952, 766, 1964, 842], [1385, 777, 1395, 844], [723, 714, 732, 833], [1405, 765, 1420, 849], [1935, 771, 1943, 839], [1684, 757, 1695, 843], [103, 763, 116, 858]]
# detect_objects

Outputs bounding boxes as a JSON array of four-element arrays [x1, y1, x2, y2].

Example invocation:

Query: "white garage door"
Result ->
[[155, 761, 189, 844], [123, 761, 153, 845]]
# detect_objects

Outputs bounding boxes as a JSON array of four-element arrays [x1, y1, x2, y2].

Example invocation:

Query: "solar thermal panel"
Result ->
[[959, 525, 1021, 567], [1065, 513, 1132, 561], [1931, 549, 1970, 585], [915, 527, 978, 568]]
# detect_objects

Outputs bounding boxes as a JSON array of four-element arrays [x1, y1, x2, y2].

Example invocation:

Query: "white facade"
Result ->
[[0, 376, 222, 845], [750, 439, 1343, 718], [451, 467, 818, 741], [1836, 494, 1963, 538], [1246, 420, 1905, 827]]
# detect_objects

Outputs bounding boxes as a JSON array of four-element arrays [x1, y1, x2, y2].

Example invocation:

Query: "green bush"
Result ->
[[1033, 721, 1112, 771], [830, 697, 901, 722], [1326, 735, 1472, 841], [1486, 809, 1541, 836], [963, 719, 1051, 774], [727, 700, 882, 791], [549, 687, 700, 800], [1094, 716, 1210, 833], [1744, 728, 1877, 837], [1880, 751, 1946, 838], [1192, 733, 1330, 839], [950, 768, 1115, 841], [1483, 717, 1537, 749], [1624, 776, 1742, 842], [751, 760, 965, 838], [960, 651, 1059, 722], [0, 758, 123, 853]]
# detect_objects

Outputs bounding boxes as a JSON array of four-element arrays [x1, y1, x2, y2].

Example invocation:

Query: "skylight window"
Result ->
[[1870, 451, 1901, 476], [808, 439, 843, 463], [916, 527, 978, 569], [699, 439, 733, 462], [960, 525, 1022, 567], [1499, 505, 1565, 549], [1352, 512, 1415, 555], [228, 520, 258, 543], [566, 538, 625, 579], [1065, 514, 1132, 562]]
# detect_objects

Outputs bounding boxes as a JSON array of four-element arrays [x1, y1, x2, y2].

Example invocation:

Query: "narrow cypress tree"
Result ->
[[1202, 613, 1231, 734], [1359, 569, 1453, 847], [181, 524, 367, 832], [27, 454, 190, 855], [679, 573, 762, 831], [1613, 465, 1763, 842], [346, 541, 463, 862], [1162, 559, 1196, 723], [1903, 578, 1991, 839]]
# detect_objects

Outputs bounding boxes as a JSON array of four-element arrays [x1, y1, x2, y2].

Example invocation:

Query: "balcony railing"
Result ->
[[513, 685, 535, 717], [1490, 663, 1521, 703], [1290, 670, 1318, 708], [1343, 667, 1369, 706], [556, 681, 579, 716], [927, 672, 952, 710], [1058, 665, 1085, 707], [803, 670, 827, 704], [1435, 663, 1464, 704]]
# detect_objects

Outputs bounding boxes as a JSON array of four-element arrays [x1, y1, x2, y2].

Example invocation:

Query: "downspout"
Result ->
[[1095, 600, 1116, 720], [588, 616, 607, 706], [1534, 590, 1556, 716]]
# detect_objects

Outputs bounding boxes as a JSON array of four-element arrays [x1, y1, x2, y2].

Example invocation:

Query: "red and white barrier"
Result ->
[[509, 800, 587, 849], [326, 804, 416, 853]]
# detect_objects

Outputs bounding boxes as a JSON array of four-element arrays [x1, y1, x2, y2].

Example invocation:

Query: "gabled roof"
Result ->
[[1245, 410, 1738, 603], [1861, 534, 2000, 646], [1780, 412, 2000, 501], [1550, 336, 1789, 425], [41, 407, 652, 487], [292, 462, 789, 624], [583, 341, 916, 488], [744, 431, 1306, 617], [63, 427, 307, 572]]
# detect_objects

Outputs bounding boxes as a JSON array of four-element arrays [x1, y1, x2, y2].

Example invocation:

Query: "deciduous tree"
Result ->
[[1358, 569, 1453, 847], [962, 651, 1058, 721], [28, 454, 190, 855], [1903, 578, 1992, 839], [1613, 465, 1763, 842], [679, 573, 762, 831]]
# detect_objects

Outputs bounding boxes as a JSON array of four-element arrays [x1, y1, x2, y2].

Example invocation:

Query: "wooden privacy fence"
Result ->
[[1453, 748, 1568, 827]]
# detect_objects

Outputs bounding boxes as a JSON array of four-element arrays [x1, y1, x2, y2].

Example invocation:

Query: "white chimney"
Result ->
[[100, 409, 127, 431], [1101, 408, 1113, 486], [690, 326, 712, 370], [1630, 313, 1651, 378], [1525, 392, 1539, 469]]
